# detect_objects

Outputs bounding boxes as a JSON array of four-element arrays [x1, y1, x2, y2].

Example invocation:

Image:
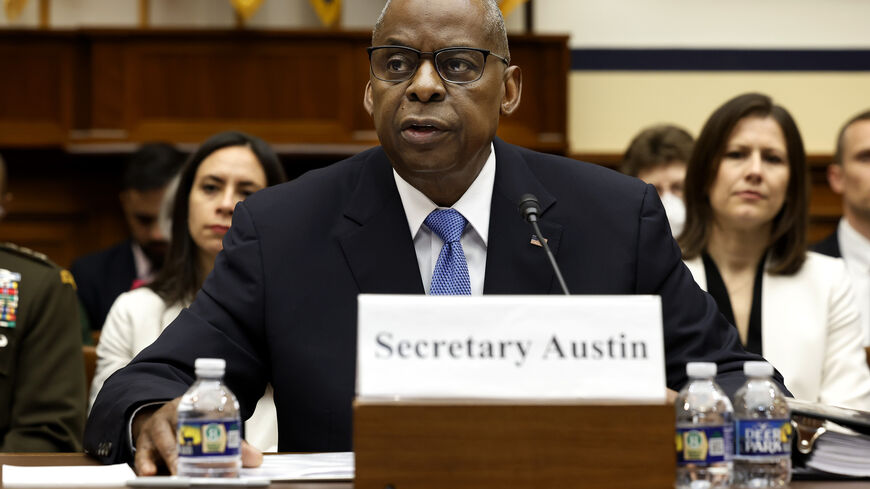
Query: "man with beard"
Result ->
[[71, 143, 184, 331]]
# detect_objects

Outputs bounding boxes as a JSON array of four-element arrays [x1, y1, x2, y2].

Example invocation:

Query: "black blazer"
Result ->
[[811, 231, 841, 258], [86, 139, 772, 463], [70, 240, 137, 330]]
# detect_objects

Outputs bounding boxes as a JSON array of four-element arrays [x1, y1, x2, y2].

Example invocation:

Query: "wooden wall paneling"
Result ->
[[119, 32, 365, 145], [0, 149, 128, 269], [0, 33, 75, 146], [88, 39, 127, 136], [496, 35, 570, 154]]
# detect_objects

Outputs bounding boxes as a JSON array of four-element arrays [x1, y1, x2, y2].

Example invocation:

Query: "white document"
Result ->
[[1, 463, 135, 488], [240, 452, 354, 481], [357, 294, 666, 401]]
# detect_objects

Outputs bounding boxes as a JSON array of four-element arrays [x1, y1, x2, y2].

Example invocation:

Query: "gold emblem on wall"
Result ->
[[309, 0, 341, 28], [230, 0, 264, 22], [4, 0, 28, 21]]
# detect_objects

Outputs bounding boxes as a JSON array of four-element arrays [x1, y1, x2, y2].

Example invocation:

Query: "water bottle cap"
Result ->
[[686, 362, 716, 378], [194, 357, 226, 376], [743, 361, 773, 377]]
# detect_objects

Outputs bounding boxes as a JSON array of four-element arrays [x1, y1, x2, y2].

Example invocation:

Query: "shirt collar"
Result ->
[[838, 218, 870, 272], [130, 241, 154, 280], [393, 143, 495, 245]]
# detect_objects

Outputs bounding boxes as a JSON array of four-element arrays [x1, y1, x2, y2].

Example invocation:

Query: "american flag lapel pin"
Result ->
[[530, 235, 547, 247]]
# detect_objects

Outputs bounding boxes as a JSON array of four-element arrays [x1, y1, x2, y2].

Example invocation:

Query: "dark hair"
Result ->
[[149, 131, 287, 305], [833, 109, 870, 165], [620, 124, 694, 177], [122, 143, 186, 191], [0, 153, 6, 198], [679, 93, 808, 275]]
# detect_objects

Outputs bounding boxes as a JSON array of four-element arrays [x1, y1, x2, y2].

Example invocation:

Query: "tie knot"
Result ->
[[425, 209, 467, 244]]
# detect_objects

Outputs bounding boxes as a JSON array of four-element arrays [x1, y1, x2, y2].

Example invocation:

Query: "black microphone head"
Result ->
[[517, 193, 541, 222]]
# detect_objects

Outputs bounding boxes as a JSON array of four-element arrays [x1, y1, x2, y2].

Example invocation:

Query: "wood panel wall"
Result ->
[[0, 30, 569, 267], [0, 30, 569, 151]]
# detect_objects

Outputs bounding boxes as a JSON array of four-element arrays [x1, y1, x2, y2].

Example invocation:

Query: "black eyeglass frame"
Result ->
[[366, 45, 510, 85]]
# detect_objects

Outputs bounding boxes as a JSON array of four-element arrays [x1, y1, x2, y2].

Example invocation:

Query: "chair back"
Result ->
[[82, 345, 97, 397]]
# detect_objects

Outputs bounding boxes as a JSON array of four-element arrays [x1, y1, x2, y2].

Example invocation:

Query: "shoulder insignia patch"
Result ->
[[60, 269, 77, 290], [0, 242, 54, 267], [0, 268, 21, 328]]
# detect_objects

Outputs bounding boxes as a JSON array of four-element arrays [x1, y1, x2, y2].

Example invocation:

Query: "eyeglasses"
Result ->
[[367, 45, 509, 84]]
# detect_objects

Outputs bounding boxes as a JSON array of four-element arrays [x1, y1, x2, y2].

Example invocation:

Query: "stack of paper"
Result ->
[[805, 429, 870, 477]]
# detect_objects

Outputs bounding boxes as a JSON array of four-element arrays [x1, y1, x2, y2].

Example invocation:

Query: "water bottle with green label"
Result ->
[[675, 362, 733, 489], [176, 358, 242, 478]]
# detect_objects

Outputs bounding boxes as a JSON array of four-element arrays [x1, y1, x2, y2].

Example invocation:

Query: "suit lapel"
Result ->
[[484, 139, 564, 294], [338, 150, 424, 294]]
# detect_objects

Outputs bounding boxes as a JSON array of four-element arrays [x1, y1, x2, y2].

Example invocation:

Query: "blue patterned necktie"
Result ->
[[424, 209, 472, 295]]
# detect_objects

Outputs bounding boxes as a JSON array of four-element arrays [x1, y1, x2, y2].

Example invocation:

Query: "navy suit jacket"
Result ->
[[70, 240, 137, 330], [812, 231, 841, 258], [86, 139, 772, 463]]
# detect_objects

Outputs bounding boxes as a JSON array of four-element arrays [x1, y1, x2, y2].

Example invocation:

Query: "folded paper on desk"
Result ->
[[240, 452, 354, 481], [788, 398, 870, 479], [2, 463, 136, 487], [2, 453, 353, 488]]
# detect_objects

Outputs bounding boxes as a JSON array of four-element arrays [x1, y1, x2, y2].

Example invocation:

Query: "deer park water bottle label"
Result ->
[[177, 420, 241, 457], [735, 419, 792, 457], [675, 425, 733, 465]]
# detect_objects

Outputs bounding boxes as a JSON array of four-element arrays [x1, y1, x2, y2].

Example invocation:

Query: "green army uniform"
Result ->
[[0, 243, 86, 452]]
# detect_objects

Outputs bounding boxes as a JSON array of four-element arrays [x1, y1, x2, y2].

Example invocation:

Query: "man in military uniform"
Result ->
[[0, 155, 86, 452]]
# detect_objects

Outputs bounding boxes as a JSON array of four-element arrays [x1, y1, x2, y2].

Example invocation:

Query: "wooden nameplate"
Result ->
[[353, 399, 674, 489]]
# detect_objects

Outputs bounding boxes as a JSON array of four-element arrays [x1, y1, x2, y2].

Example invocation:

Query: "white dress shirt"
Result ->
[[130, 242, 155, 282], [392, 144, 495, 295], [838, 218, 870, 345]]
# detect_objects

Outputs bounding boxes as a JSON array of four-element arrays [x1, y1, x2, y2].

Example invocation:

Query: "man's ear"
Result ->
[[500, 65, 522, 116], [828, 163, 845, 195], [363, 81, 374, 117]]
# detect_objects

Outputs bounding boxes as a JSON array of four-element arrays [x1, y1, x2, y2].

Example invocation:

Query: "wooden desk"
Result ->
[[0, 453, 347, 489], [0, 453, 864, 489]]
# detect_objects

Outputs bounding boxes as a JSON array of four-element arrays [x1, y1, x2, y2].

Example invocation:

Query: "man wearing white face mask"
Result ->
[[621, 124, 694, 236]]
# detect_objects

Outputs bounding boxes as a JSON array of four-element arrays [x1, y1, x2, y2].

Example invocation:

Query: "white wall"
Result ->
[[534, 0, 870, 48], [1, 0, 527, 31], [0, 0, 38, 27]]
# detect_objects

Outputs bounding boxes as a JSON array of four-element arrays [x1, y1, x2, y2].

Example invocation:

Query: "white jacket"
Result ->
[[90, 287, 278, 451], [684, 251, 870, 410]]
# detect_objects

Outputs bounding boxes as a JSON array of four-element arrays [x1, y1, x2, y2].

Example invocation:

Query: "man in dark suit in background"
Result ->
[[70, 143, 184, 331], [814, 109, 870, 346], [87, 0, 779, 474]]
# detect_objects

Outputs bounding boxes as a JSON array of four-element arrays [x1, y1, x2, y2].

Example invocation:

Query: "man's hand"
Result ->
[[666, 388, 679, 404], [132, 397, 264, 476]]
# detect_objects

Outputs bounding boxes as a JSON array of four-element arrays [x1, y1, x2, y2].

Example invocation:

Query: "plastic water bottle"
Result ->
[[732, 361, 792, 488], [675, 362, 733, 489], [176, 358, 242, 477]]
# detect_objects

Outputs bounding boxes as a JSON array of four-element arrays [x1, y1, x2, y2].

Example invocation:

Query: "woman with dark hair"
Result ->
[[90, 131, 287, 450], [679, 93, 870, 409]]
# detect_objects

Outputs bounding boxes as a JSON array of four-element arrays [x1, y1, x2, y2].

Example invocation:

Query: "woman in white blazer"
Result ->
[[90, 131, 288, 451], [678, 93, 870, 410]]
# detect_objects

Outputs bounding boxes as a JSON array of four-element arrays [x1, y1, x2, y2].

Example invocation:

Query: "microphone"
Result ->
[[516, 193, 570, 295]]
